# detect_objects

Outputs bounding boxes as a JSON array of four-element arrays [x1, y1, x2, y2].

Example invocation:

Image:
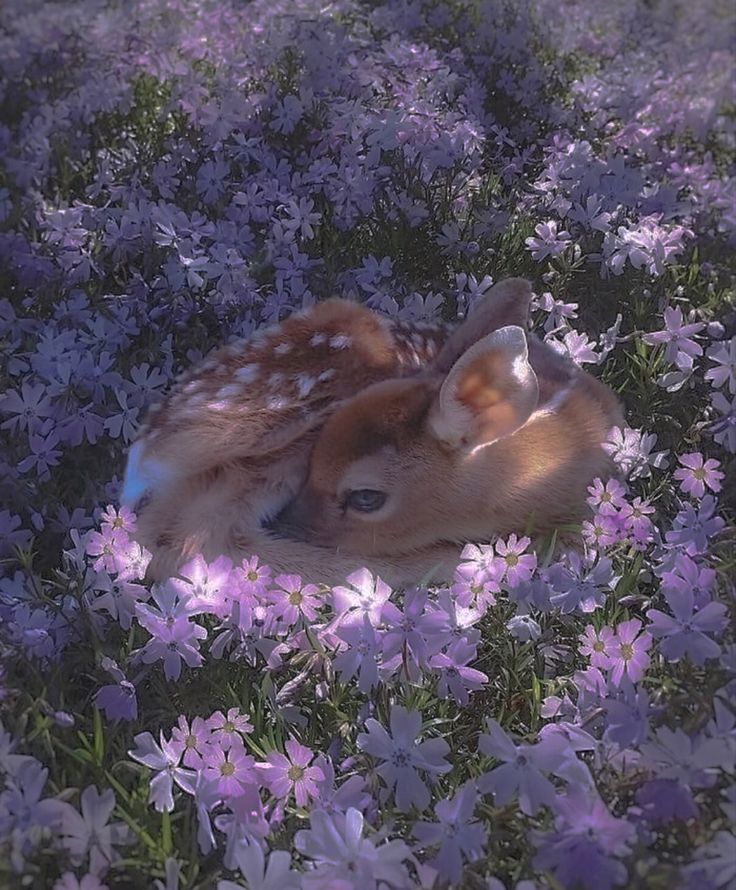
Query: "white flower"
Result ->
[[57, 785, 131, 875], [218, 840, 300, 890], [295, 807, 412, 889]]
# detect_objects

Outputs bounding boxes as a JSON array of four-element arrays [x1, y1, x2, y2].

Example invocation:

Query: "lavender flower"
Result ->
[[357, 706, 451, 812], [412, 781, 487, 885]]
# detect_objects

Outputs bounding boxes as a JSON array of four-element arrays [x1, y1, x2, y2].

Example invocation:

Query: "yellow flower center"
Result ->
[[620, 643, 634, 661], [288, 765, 305, 782], [289, 590, 303, 606], [506, 554, 519, 567], [221, 762, 235, 776]]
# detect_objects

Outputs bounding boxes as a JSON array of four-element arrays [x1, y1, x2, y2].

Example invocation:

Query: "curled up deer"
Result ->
[[121, 279, 623, 585]]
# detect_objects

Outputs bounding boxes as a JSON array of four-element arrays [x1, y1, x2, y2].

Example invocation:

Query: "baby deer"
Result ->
[[122, 279, 623, 585], [121, 298, 457, 583], [272, 279, 624, 558]]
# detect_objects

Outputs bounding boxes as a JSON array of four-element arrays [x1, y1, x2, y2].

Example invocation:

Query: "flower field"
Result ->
[[0, 0, 734, 888]]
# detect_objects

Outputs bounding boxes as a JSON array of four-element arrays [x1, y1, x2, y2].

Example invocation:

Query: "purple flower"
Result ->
[[429, 638, 488, 705], [608, 619, 652, 685], [647, 583, 727, 664], [587, 478, 628, 514], [643, 306, 704, 368], [0, 759, 68, 871], [169, 554, 233, 618], [381, 587, 443, 675], [710, 391, 736, 452], [639, 726, 732, 788], [137, 615, 207, 681], [0, 382, 56, 434], [412, 782, 487, 885], [333, 615, 382, 693], [705, 337, 736, 393], [674, 452, 724, 498], [89, 573, 147, 630], [94, 658, 138, 722], [268, 574, 323, 626], [357, 706, 451, 812], [532, 789, 635, 890], [665, 496, 726, 555], [579, 624, 616, 669], [258, 738, 324, 808], [478, 720, 575, 816], [604, 682, 650, 748], [169, 715, 212, 768], [634, 778, 698, 825]]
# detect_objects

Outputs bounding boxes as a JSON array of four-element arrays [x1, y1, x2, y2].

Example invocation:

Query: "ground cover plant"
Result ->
[[0, 0, 734, 887]]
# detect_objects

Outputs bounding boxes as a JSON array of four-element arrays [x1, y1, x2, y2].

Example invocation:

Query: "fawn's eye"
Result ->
[[345, 489, 387, 513]]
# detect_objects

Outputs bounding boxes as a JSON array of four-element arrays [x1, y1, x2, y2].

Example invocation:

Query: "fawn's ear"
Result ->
[[435, 277, 533, 373], [428, 325, 539, 451]]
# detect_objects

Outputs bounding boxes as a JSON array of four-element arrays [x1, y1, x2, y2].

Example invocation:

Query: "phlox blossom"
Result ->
[[258, 738, 324, 808], [357, 706, 451, 812]]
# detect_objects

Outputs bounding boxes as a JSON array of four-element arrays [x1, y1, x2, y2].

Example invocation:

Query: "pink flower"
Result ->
[[203, 739, 256, 798], [673, 452, 724, 498], [169, 715, 211, 768], [608, 619, 652, 685], [86, 526, 129, 574], [495, 534, 536, 587], [269, 574, 324, 625], [578, 624, 615, 669], [170, 554, 233, 617], [581, 513, 620, 549], [99, 504, 137, 535], [586, 478, 627, 514], [207, 708, 253, 750], [236, 555, 273, 605], [259, 738, 324, 808]]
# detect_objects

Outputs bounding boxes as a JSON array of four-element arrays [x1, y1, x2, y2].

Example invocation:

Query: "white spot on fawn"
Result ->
[[295, 374, 317, 398], [235, 364, 259, 383], [310, 332, 328, 347], [329, 334, 352, 350], [274, 342, 293, 356], [216, 384, 243, 399]]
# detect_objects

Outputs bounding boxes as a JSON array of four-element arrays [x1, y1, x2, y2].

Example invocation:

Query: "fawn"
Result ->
[[122, 279, 623, 584]]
